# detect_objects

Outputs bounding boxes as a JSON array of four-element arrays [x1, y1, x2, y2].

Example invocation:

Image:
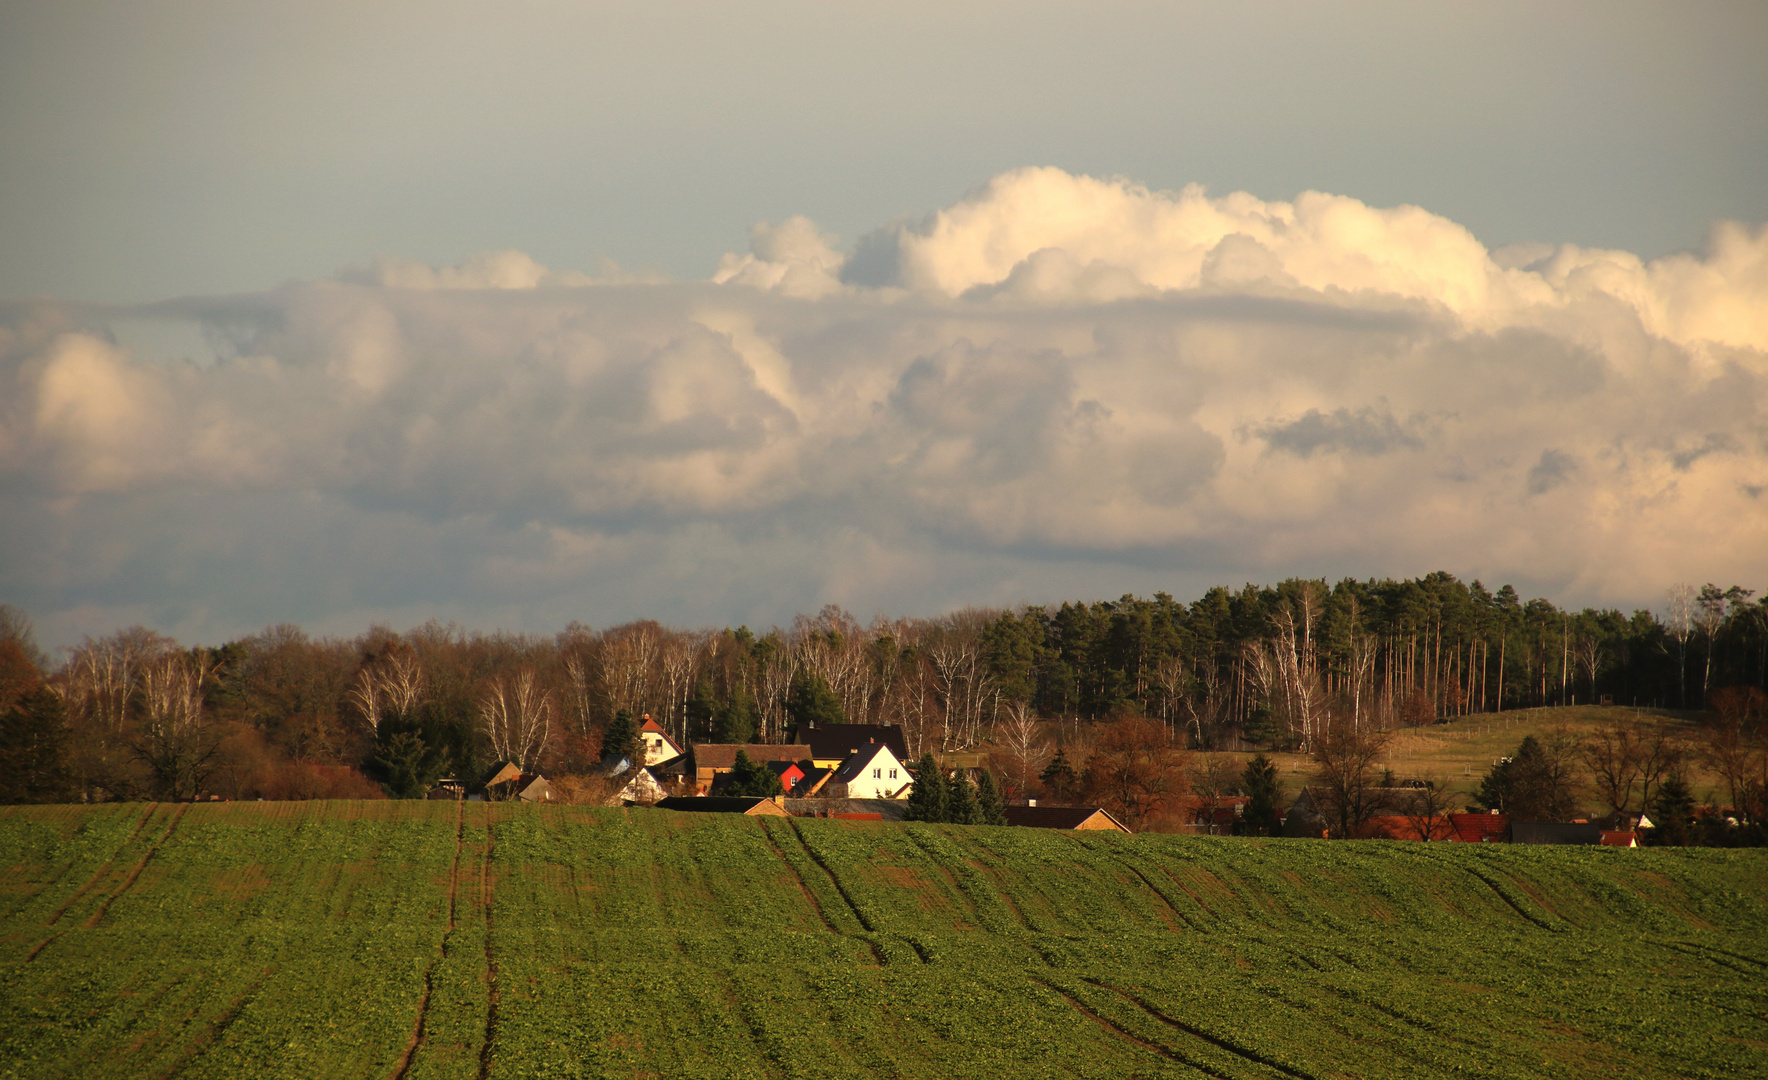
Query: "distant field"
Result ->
[[1208, 705, 1720, 808], [2, 801, 1766, 1079]]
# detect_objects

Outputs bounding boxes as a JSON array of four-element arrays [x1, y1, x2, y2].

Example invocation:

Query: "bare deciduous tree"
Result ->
[[480, 667, 552, 772]]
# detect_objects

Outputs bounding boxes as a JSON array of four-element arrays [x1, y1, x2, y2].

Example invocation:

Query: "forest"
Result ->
[[0, 573, 1764, 813]]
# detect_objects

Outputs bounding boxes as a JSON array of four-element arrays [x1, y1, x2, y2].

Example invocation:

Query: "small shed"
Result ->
[[654, 796, 791, 817], [1002, 805, 1129, 832], [426, 779, 466, 801], [517, 776, 554, 803]]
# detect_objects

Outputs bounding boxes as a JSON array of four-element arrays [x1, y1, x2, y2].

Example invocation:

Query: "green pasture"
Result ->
[[1, 800, 1765, 1079]]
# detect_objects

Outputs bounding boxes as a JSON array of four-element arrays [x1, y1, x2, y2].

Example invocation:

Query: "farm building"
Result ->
[[1364, 815, 1457, 841], [1002, 806, 1129, 832], [654, 796, 790, 817], [1510, 822, 1603, 845], [425, 779, 465, 800], [688, 744, 811, 793], [1447, 812, 1509, 843], [1601, 830, 1640, 847]]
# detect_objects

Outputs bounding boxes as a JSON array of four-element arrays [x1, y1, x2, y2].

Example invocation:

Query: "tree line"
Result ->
[[0, 571, 1762, 807]]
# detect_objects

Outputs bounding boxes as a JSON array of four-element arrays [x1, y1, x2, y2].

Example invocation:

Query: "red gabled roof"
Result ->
[[1447, 813, 1508, 843], [639, 717, 684, 753], [1600, 830, 1639, 847]]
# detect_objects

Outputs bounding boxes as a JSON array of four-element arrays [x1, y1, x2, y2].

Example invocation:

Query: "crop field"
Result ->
[[2, 801, 1766, 1079]]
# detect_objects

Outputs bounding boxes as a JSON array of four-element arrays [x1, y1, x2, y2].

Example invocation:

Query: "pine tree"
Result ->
[[906, 753, 948, 822], [786, 670, 845, 729], [716, 684, 760, 744], [599, 709, 641, 764], [948, 770, 979, 824], [975, 768, 1007, 825], [0, 685, 72, 804], [1649, 773, 1696, 846], [1239, 753, 1282, 836], [1040, 748, 1077, 801]]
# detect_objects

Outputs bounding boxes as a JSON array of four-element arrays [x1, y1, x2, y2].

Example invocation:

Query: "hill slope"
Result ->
[[2, 801, 1765, 1079]]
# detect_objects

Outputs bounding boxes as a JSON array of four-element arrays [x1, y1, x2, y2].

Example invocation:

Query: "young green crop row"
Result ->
[[1, 802, 1765, 1080]]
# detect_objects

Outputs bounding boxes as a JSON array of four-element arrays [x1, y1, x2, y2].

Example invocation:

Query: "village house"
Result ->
[[825, 741, 912, 800], [637, 716, 685, 767]]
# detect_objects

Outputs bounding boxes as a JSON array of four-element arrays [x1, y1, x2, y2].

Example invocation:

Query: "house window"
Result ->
[[872, 767, 882, 778], [889, 769, 898, 779]]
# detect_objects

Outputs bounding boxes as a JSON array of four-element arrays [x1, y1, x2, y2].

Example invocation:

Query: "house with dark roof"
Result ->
[[792, 723, 911, 769], [1002, 805, 1129, 832], [827, 741, 911, 799], [654, 795, 790, 817], [689, 743, 812, 794]]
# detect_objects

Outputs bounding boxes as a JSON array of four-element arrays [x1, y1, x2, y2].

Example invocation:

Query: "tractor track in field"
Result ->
[[40, 803, 158, 927], [28, 803, 187, 962], [1084, 978, 1316, 1080], [390, 799, 467, 1080], [152, 964, 278, 1080], [762, 819, 885, 964], [784, 819, 896, 964], [477, 803, 499, 1080], [84, 803, 189, 929], [1030, 977, 1233, 1079]]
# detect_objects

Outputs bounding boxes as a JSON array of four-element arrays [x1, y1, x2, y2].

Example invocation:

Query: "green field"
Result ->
[[2, 802, 1765, 1080]]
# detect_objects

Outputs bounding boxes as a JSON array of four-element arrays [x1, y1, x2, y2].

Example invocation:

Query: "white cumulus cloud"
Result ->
[[2, 168, 1764, 648]]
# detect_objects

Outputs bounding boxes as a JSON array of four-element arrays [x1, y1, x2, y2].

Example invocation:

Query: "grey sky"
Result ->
[[2, 0, 1764, 304]]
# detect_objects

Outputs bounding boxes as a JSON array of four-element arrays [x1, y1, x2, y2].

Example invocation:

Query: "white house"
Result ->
[[830, 742, 912, 800], [638, 716, 685, 767]]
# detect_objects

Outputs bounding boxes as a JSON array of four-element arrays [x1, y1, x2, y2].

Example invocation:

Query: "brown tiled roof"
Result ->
[[1003, 805, 1127, 831], [690, 744, 811, 770]]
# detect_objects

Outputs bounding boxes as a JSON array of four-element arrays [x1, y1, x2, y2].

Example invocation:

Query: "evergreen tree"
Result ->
[[724, 750, 784, 797], [686, 677, 719, 741], [715, 684, 760, 744], [599, 709, 641, 764], [1648, 773, 1696, 846], [948, 769, 979, 824], [1040, 748, 1077, 801], [368, 730, 436, 799], [786, 670, 845, 729], [1238, 753, 1282, 836], [975, 768, 1007, 825], [905, 753, 948, 822], [0, 685, 72, 804]]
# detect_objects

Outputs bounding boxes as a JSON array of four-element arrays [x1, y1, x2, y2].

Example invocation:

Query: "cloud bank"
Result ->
[[3, 168, 1765, 648]]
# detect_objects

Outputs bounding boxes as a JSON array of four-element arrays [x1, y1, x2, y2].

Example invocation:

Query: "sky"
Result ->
[[1, 1, 1765, 652]]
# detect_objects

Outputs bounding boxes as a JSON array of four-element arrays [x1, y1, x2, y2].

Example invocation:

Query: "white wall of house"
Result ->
[[844, 746, 910, 800]]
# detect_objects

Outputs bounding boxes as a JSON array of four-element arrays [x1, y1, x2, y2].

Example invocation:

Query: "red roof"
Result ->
[[1600, 830, 1638, 847], [1447, 812, 1509, 843], [1364, 816, 1457, 841]]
